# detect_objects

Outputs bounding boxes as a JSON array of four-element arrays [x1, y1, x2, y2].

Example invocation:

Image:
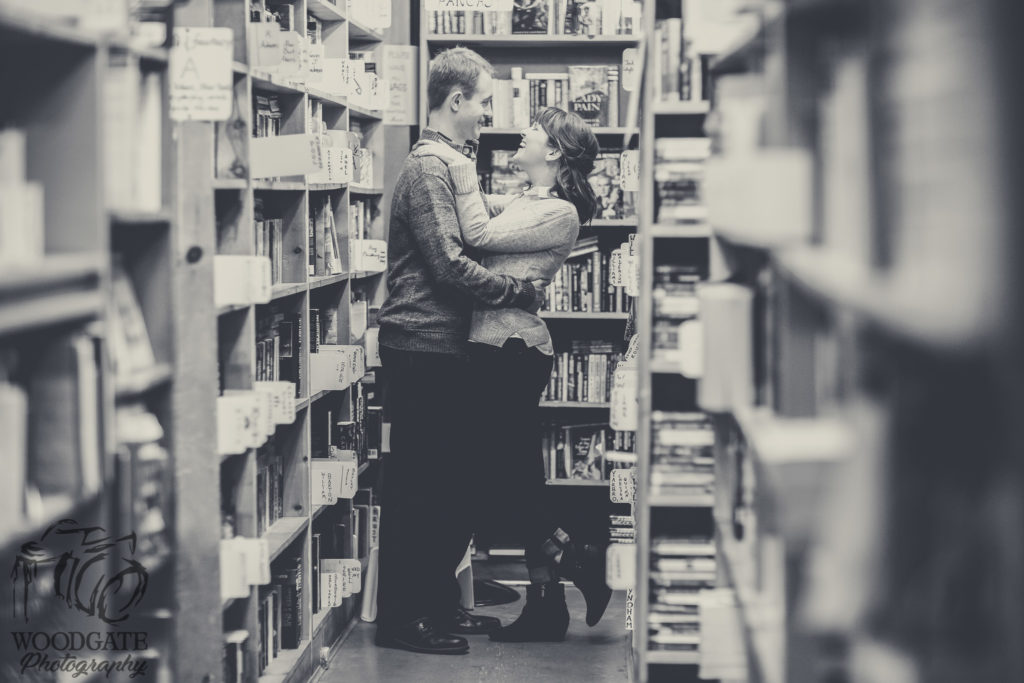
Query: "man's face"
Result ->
[[456, 71, 493, 143]]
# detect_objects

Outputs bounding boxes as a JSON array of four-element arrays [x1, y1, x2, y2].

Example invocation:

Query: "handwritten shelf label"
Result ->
[[170, 27, 233, 122]]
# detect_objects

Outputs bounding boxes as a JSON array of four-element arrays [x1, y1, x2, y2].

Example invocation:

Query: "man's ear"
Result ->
[[447, 90, 463, 112]]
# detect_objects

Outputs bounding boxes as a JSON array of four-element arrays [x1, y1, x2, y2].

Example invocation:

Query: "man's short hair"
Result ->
[[427, 47, 494, 112]]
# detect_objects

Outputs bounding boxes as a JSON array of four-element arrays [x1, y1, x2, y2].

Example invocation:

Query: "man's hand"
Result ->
[[529, 279, 550, 315]]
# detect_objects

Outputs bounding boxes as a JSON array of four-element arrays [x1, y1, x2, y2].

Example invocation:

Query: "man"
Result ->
[[375, 47, 547, 655]]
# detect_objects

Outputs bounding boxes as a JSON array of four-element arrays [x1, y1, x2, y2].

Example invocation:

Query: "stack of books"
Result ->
[[545, 339, 622, 404], [428, 0, 642, 36], [650, 412, 714, 500], [257, 553, 303, 674], [609, 513, 635, 543], [652, 265, 701, 365], [648, 536, 716, 653], [655, 138, 711, 223]]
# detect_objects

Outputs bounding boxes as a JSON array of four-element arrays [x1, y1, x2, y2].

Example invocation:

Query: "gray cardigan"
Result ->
[[376, 131, 540, 355], [447, 157, 580, 355]]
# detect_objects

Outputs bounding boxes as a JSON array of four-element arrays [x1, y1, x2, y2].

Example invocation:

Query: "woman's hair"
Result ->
[[536, 107, 600, 225]]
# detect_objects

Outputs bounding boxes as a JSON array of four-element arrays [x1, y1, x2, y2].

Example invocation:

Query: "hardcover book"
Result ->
[[512, 0, 550, 34]]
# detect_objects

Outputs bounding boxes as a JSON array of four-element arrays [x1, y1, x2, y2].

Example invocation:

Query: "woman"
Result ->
[[427, 107, 610, 642]]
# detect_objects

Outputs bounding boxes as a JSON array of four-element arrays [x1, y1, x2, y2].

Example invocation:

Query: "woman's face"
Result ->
[[512, 122, 557, 181]]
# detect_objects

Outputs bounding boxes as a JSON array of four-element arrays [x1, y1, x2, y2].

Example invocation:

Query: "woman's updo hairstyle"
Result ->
[[536, 107, 600, 225]]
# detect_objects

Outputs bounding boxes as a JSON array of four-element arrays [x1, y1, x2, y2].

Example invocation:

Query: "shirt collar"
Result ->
[[528, 185, 553, 197], [421, 128, 478, 161]]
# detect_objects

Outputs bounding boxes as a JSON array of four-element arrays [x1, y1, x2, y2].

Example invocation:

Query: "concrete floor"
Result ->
[[319, 584, 633, 683]]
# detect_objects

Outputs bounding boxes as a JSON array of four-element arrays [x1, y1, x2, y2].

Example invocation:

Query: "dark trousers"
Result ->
[[468, 339, 557, 573], [377, 347, 475, 629]]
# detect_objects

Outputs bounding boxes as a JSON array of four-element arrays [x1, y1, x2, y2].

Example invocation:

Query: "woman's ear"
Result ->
[[544, 148, 562, 162]]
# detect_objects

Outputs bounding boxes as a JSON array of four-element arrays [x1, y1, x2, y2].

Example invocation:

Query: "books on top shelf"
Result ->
[[0, 128, 44, 266], [428, 0, 641, 36], [486, 64, 620, 130], [542, 422, 635, 481], [655, 138, 711, 223], [544, 338, 622, 403]]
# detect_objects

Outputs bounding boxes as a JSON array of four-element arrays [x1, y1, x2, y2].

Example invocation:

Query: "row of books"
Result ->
[[541, 237, 633, 313], [0, 334, 103, 540], [481, 148, 637, 220], [542, 422, 636, 481], [650, 412, 714, 499], [255, 437, 286, 537], [312, 494, 375, 615], [655, 138, 711, 223], [310, 385, 383, 467], [427, 0, 641, 36], [255, 306, 302, 394], [486, 65, 620, 129], [257, 554, 303, 673], [0, 129, 44, 266], [654, 18, 712, 104], [648, 536, 716, 653], [544, 340, 623, 404], [254, 198, 285, 285]]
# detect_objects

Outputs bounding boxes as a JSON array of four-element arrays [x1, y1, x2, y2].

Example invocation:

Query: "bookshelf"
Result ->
[[692, 1, 1024, 682]]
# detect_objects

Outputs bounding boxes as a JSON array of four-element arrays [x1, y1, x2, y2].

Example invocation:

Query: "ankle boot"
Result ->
[[558, 541, 612, 627], [488, 582, 569, 642]]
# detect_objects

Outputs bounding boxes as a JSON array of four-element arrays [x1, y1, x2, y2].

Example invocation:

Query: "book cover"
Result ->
[[568, 65, 610, 126], [512, 0, 549, 34]]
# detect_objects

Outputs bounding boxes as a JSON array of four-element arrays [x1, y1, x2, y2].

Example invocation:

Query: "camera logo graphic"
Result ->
[[10, 519, 149, 625]]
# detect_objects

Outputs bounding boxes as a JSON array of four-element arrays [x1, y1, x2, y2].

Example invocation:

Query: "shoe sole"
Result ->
[[584, 586, 613, 627], [375, 639, 469, 655]]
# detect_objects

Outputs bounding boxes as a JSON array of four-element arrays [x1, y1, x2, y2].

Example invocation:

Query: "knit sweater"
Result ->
[[376, 130, 540, 355], [447, 158, 580, 355]]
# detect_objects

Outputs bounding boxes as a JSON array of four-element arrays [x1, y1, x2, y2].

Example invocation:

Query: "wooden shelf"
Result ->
[[307, 0, 346, 22], [258, 638, 310, 682], [0, 5, 108, 49], [591, 218, 638, 228], [217, 302, 251, 316], [308, 182, 348, 192], [539, 401, 611, 409], [253, 180, 306, 191], [653, 100, 711, 115], [110, 208, 172, 225], [481, 126, 638, 136], [539, 311, 628, 320], [645, 650, 700, 665], [306, 86, 347, 109], [650, 224, 712, 238], [546, 479, 609, 487], [347, 102, 382, 121], [0, 256, 103, 336], [427, 34, 641, 48], [649, 359, 681, 375], [250, 70, 306, 96], [270, 282, 308, 300], [648, 493, 715, 508], [348, 18, 383, 42], [309, 273, 352, 289], [115, 363, 174, 399], [213, 177, 248, 190], [775, 245, 995, 350], [262, 516, 308, 563], [349, 184, 384, 195]]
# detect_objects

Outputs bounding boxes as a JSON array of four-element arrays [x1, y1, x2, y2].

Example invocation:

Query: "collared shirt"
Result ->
[[528, 185, 553, 198], [421, 127, 478, 161]]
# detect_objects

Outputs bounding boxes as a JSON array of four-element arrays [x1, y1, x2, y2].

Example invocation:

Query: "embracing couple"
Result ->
[[374, 47, 611, 655]]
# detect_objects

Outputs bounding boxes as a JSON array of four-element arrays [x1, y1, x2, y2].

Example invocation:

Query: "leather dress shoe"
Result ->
[[375, 617, 469, 655], [445, 607, 501, 635]]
